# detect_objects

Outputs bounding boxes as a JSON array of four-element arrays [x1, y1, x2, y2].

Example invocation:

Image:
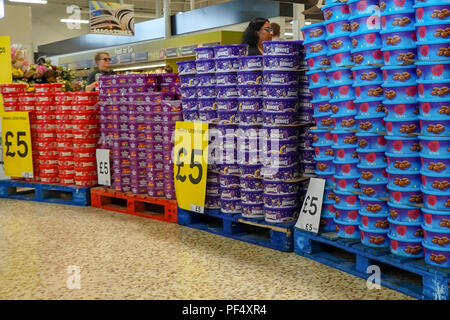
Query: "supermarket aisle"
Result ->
[[0, 199, 413, 300]]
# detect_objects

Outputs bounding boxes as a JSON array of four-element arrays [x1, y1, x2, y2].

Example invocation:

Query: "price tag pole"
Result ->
[[174, 121, 209, 213], [295, 178, 326, 234]]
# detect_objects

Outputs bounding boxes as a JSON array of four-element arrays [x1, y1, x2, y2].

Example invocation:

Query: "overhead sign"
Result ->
[[173, 122, 209, 213], [89, 1, 135, 36]]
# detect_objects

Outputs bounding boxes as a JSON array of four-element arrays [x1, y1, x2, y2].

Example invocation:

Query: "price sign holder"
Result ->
[[295, 178, 326, 234], [1, 111, 33, 178], [173, 121, 209, 213], [96, 149, 111, 186]]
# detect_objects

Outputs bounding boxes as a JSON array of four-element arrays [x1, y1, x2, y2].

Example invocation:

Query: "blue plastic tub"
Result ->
[[334, 159, 360, 176], [421, 207, 450, 231], [381, 45, 417, 66], [306, 69, 328, 87], [387, 168, 421, 189], [355, 114, 386, 133], [422, 240, 450, 268], [416, 61, 450, 81], [387, 184, 423, 206], [326, 34, 352, 53], [387, 201, 423, 223], [380, 28, 417, 48], [332, 145, 358, 162], [360, 225, 390, 248], [417, 79, 450, 100], [359, 195, 389, 215], [301, 22, 326, 43], [420, 153, 450, 176], [385, 152, 421, 173], [326, 67, 353, 86], [358, 163, 388, 183], [414, 2, 450, 24], [306, 52, 331, 70], [334, 219, 360, 239], [421, 186, 450, 211], [355, 98, 385, 117], [380, 0, 415, 14], [351, 46, 384, 65], [382, 82, 418, 103], [419, 115, 450, 136], [348, 0, 380, 17], [334, 189, 360, 208], [324, 18, 352, 38], [380, 9, 415, 32], [384, 135, 420, 154], [304, 39, 328, 57], [388, 217, 424, 240], [351, 65, 383, 85], [355, 132, 387, 150], [359, 179, 389, 198], [328, 49, 353, 68], [349, 13, 381, 33], [335, 174, 361, 193], [334, 203, 361, 223], [329, 97, 357, 116], [353, 81, 384, 100], [322, 2, 351, 21], [388, 233, 424, 258], [350, 30, 382, 51], [315, 170, 337, 188], [357, 148, 387, 167], [381, 65, 417, 85], [329, 83, 355, 100], [417, 39, 450, 61], [415, 21, 450, 42], [383, 100, 419, 120], [359, 212, 389, 230], [419, 135, 450, 157]]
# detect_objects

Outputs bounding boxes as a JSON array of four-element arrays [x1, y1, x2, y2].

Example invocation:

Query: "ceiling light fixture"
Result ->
[[284, 32, 294, 36], [9, 0, 47, 4], [60, 18, 89, 24]]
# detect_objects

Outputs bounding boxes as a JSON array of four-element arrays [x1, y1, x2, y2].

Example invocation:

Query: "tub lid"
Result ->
[[382, 99, 418, 105], [331, 112, 358, 118], [358, 178, 390, 185], [415, 60, 450, 66], [332, 218, 360, 226], [380, 45, 417, 52], [353, 80, 384, 87], [300, 21, 324, 32], [306, 69, 327, 75], [356, 147, 387, 153], [325, 33, 353, 41], [420, 169, 449, 178], [351, 65, 381, 71], [354, 97, 385, 103], [386, 167, 421, 175], [385, 151, 420, 159], [380, 27, 416, 34], [418, 114, 449, 121], [383, 116, 419, 122], [419, 152, 450, 159], [415, 39, 450, 45], [421, 206, 450, 215], [388, 232, 423, 242], [415, 20, 450, 28], [350, 46, 382, 54], [324, 16, 353, 25], [334, 173, 360, 179], [312, 142, 333, 147], [358, 209, 389, 218], [418, 135, 450, 141], [383, 135, 418, 140], [333, 158, 360, 165], [380, 9, 415, 16], [417, 79, 450, 84], [329, 81, 355, 88], [413, 1, 447, 8], [310, 128, 331, 132], [359, 224, 390, 233], [387, 216, 423, 226], [380, 65, 417, 70], [324, 66, 350, 73], [313, 155, 334, 161], [330, 97, 358, 104], [349, 29, 382, 38], [333, 188, 358, 195], [387, 183, 421, 192], [357, 163, 388, 169], [381, 82, 418, 87], [422, 239, 450, 252], [334, 202, 361, 210]]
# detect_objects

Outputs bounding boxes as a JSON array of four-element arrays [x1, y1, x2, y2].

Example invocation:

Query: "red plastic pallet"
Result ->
[[91, 187, 177, 223]]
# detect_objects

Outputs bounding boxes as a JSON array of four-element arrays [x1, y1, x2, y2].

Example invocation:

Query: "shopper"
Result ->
[[241, 18, 273, 56], [271, 22, 282, 40], [85, 52, 116, 92]]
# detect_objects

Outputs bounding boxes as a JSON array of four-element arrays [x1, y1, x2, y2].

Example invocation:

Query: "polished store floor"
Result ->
[[0, 199, 413, 300]]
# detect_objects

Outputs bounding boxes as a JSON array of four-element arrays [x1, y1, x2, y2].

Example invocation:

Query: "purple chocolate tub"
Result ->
[[263, 85, 298, 99], [326, 67, 354, 86], [237, 71, 263, 85], [196, 59, 216, 74], [196, 73, 216, 87], [239, 56, 264, 71], [417, 40, 450, 62], [240, 177, 264, 191], [238, 99, 263, 112], [221, 199, 242, 214], [386, 152, 421, 173], [388, 201, 422, 223], [241, 190, 264, 204], [215, 58, 240, 73], [214, 44, 248, 58], [261, 164, 300, 181], [265, 111, 298, 126], [176, 60, 197, 75], [197, 86, 217, 99], [360, 226, 390, 247], [264, 55, 300, 71], [215, 72, 237, 86], [264, 179, 299, 195], [264, 71, 301, 86], [264, 206, 299, 223], [216, 85, 239, 99], [264, 193, 299, 208], [350, 31, 382, 51], [262, 40, 303, 56], [356, 132, 387, 150], [240, 112, 263, 125], [215, 99, 238, 111], [351, 47, 384, 66], [180, 74, 198, 87], [384, 100, 419, 119], [206, 195, 220, 209], [359, 195, 389, 215], [384, 117, 420, 136], [198, 98, 217, 111], [195, 46, 215, 60], [241, 203, 265, 219], [238, 85, 263, 98], [421, 207, 450, 231]]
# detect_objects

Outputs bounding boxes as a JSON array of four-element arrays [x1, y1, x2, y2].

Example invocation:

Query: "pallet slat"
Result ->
[[90, 187, 177, 223], [0, 179, 91, 206], [177, 207, 295, 252], [294, 229, 450, 300]]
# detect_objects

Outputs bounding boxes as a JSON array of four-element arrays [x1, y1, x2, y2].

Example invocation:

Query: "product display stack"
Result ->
[[98, 73, 181, 198], [414, 0, 450, 267]]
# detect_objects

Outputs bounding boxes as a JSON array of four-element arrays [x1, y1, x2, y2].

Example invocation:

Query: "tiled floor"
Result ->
[[0, 199, 414, 300]]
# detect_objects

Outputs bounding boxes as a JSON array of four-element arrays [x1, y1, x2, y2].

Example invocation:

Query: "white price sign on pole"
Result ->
[[295, 178, 326, 234], [96, 149, 111, 186]]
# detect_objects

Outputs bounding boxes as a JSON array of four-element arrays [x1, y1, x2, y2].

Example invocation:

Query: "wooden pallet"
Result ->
[[294, 229, 450, 300], [90, 187, 177, 223], [177, 207, 295, 252], [0, 179, 91, 206]]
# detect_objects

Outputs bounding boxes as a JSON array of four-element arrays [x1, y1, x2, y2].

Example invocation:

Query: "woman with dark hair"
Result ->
[[241, 18, 273, 56]]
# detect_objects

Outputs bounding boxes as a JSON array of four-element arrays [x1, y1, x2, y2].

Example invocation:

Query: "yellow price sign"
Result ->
[[174, 121, 209, 213], [1, 112, 34, 178], [0, 36, 12, 85]]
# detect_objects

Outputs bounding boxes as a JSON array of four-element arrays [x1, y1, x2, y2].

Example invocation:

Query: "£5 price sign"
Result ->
[[295, 178, 325, 234], [173, 121, 209, 213], [1, 111, 33, 178]]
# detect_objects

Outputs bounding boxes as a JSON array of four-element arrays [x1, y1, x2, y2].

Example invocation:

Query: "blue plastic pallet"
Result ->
[[177, 207, 295, 252], [0, 179, 91, 206], [294, 229, 450, 300]]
